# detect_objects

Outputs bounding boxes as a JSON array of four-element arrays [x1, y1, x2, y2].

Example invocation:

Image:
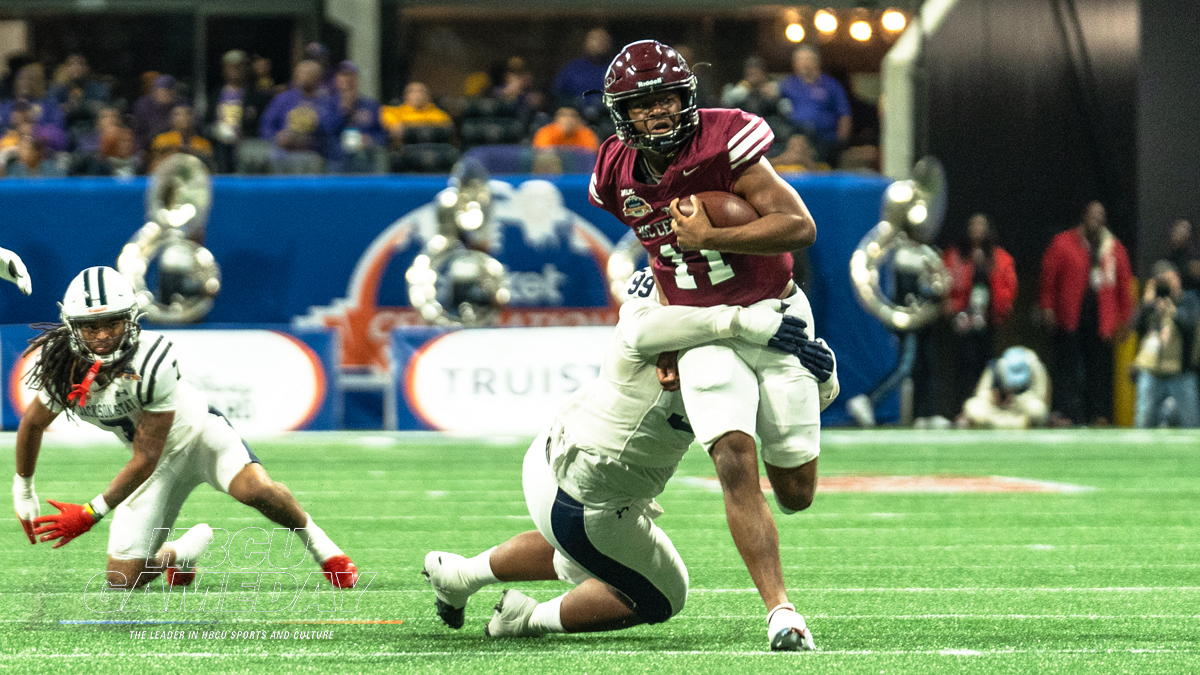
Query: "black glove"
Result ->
[[797, 339, 834, 383], [767, 315, 835, 383]]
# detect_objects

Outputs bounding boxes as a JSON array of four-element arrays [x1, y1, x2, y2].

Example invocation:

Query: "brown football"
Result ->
[[676, 191, 760, 228]]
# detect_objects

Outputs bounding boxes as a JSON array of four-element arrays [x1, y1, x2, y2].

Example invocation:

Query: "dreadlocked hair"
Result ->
[[24, 322, 138, 410]]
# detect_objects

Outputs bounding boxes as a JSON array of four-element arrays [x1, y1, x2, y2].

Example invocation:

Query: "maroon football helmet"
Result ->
[[602, 40, 699, 155]]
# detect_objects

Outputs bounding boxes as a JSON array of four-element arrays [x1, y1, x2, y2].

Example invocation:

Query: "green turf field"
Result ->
[[1, 429, 1198, 674]]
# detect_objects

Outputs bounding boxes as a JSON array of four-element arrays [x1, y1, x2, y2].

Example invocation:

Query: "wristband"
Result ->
[[13, 474, 33, 499], [87, 495, 111, 520]]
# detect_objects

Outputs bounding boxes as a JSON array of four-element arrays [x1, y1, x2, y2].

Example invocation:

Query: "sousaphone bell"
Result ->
[[117, 153, 221, 323], [849, 156, 951, 332]]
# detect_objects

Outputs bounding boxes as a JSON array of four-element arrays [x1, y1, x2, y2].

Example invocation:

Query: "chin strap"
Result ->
[[67, 358, 103, 408]]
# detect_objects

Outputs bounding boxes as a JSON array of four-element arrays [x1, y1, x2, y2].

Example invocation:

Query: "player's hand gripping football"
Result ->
[[32, 499, 100, 549], [668, 195, 714, 251], [12, 474, 40, 545], [0, 246, 32, 295]]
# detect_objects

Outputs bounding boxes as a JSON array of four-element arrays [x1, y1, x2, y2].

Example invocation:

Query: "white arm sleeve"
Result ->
[[617, 299, 741, 359]]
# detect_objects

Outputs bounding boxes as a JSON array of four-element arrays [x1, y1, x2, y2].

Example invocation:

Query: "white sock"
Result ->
[[297, 515, 343, 563], [460, 547, 500, 592], [528, 594, 566, 634], [160, 523, 213, 568], [767, 602, 802, 634]]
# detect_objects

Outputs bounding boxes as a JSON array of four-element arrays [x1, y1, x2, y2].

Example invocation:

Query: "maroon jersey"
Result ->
[[589, 108, 792, 307]]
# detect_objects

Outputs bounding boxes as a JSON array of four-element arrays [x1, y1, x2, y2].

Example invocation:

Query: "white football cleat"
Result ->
[[158, 523, 213, 569], [768, 603, 816, 651], [157, 524, 213, 586], [423, 551, 473, 629], [485, 589, 541, 638]]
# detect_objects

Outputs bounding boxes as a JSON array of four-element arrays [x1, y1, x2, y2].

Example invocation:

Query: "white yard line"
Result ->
[[0, 648, 1192, 659]]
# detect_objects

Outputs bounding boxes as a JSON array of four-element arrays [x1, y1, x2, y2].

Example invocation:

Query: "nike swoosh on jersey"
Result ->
[[681, 166, 699, 176]]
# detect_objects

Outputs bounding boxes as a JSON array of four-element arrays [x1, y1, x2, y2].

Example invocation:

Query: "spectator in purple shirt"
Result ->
[[0, 63, 66, 132], [329, 61, 385, 174], [208, 49, 271, 173], [778, 46, 852, 162], [132, 75, 179, 154], [552, 27, 611, 115], [258, 60, 336, 174]]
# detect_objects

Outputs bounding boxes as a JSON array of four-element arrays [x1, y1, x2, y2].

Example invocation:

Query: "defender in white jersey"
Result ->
[[14, 267, 358, 590], [423, 270, 838, 649]]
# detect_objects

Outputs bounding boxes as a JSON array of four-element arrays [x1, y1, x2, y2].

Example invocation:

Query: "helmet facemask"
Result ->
[[63, 309, 142, 366], [605, 80, 700, 156]]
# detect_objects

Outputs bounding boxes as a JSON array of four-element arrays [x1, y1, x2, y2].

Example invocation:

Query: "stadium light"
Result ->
[[849, 20, 873, 41], [814, 10, 838, 34], [785, 23, 806, 42], [882, 9, 907, 32]]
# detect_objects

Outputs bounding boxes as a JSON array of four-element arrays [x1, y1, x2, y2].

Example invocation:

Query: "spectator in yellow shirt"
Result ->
[[380, 82, 452, 148], [532, 106, 599, 153], [150, 104, 215, 171]]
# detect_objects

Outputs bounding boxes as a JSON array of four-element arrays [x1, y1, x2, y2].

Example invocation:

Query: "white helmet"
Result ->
[[60, 266, 143, 364]]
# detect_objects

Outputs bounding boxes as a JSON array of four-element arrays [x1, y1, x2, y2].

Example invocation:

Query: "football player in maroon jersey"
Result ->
[[588, 40, 824, 651]]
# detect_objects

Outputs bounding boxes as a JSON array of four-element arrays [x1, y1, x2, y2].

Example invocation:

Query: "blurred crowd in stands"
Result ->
[[0, 29, 878, 178]]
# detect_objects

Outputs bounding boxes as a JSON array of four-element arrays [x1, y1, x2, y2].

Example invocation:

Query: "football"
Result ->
[[676, 191, 760, 228]]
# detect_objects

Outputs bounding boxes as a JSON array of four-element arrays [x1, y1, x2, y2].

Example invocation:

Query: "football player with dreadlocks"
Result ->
[[14, 267, 358, 590], [587, 41, 824, 650]]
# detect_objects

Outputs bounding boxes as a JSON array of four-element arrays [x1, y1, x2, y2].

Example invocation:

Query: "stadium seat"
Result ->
[[391, 143, 461, 173], [460, 117, 527, 149], [460, 97, 518, 119], [236, 138, 275, 175], [551, 147, 598, 173], [764, 115, 795, 157], [462, 144, 533, 174], [402, 125, 453, 145]]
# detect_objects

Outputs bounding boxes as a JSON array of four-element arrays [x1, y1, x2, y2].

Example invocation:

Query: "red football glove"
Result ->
[[32, 499, 99, 549]]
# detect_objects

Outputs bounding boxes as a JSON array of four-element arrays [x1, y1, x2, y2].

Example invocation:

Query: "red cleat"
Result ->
[[321, 555, 359, 589], [164, 566, 196, 586]]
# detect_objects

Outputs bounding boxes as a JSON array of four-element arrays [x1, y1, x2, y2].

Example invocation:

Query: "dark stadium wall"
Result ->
[[924, 0, 1138, 278], [1137, 0, 1200, 272]]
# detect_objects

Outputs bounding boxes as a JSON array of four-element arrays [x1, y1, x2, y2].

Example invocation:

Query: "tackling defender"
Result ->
[[425, 270, 838, 650], [14, 267, 358, 589], [587, 40, 826, 647]]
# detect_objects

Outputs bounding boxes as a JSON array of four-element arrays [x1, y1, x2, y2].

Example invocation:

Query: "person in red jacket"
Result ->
[[1039, 201, 1134, 425], [943, 213, 1018, 409]]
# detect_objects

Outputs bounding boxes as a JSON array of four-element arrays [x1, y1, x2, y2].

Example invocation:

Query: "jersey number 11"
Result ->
[[660, 244, 735, 289]]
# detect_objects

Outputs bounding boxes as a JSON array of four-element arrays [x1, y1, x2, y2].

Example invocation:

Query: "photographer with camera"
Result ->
[[959, 346, 1050, 429], [1132, 261, 1200, 428]]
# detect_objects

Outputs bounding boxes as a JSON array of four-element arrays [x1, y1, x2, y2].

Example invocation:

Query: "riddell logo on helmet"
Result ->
[[87, 306, 109, 313], [636, 78, 663, 87]]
